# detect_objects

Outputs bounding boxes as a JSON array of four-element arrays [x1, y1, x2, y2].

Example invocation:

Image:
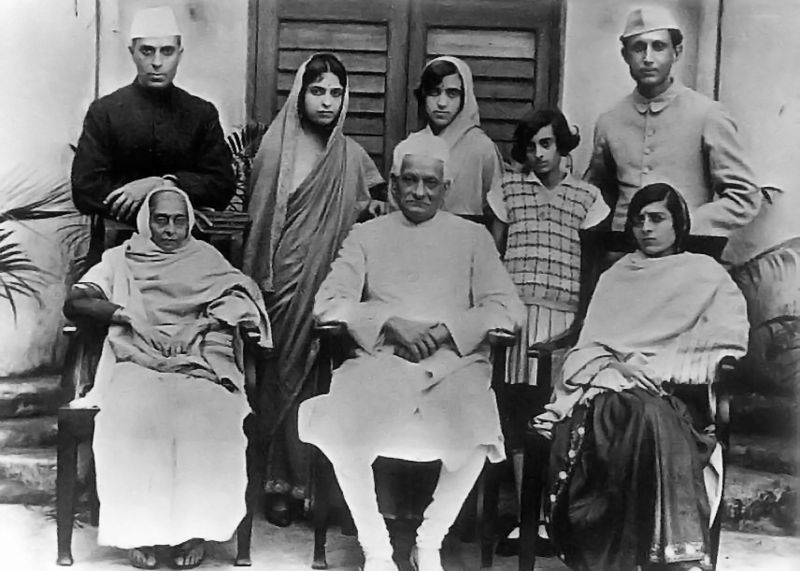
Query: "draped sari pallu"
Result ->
[[535, 251, 749, 571]]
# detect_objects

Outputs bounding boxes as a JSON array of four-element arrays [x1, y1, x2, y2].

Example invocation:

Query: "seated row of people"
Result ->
[[65, 5, 757, 571]]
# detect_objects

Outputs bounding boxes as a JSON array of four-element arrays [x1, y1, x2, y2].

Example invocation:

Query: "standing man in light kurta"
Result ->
[[298, 132, 524, 571], [585, 5, 761, 236]]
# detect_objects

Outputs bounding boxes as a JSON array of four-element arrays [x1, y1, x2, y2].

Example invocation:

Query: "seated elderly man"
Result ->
[[64, 187, 271, 569], [298, 132, 524, 571]]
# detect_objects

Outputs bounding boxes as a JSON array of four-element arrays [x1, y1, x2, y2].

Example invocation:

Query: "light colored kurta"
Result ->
[[584, 80, 761, 237], [298, 211, 524, 469]]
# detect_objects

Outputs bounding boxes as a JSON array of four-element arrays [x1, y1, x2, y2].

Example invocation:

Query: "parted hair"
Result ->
[[413, 59, 465, 117], [625, 183, 691, 253], [297, 53, 348, 118], [511, 107, 580, 164]]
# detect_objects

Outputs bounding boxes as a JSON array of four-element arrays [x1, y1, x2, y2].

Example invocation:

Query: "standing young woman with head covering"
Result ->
[[243, 53, 384, 526], [411, 56, 504, 223]]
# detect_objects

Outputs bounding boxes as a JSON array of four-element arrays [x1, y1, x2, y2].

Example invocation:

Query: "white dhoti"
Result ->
[[93, 362, 249, 548], [299, 350, 505, 557]]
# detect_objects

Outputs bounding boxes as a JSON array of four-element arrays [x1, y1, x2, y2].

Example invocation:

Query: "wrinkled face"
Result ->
[[525, 124, 561, 177], [622, 29, 681, 96], [632, 199, 677, 257], [424, 73, 463, 133], [303, 72, 344, 127], [148, 191, 190, 251], [392, 154, 450, 224], [129, 36, 183, 89]]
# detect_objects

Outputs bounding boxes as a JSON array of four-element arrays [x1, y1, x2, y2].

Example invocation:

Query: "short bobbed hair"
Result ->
[[297, 53, 348, 118], [625, 183, 691, 253], [413, 59, 465, 117], [510, 107, 580, 164]]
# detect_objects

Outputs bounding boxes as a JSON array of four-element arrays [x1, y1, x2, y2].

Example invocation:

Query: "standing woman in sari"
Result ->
[[410, 56, 504, 224], [243, 53, 384, 526]]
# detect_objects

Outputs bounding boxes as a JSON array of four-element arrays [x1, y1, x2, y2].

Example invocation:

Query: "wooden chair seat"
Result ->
[[308, 322, 516, 570], [497, 230, 738, 571], [55, 323, 268, 567]]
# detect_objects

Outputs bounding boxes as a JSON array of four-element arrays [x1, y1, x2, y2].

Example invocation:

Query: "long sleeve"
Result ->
[[314, 226, 393, 351], [172, 103, 235, 210], [63, 283, 120, 324], [442, 229, 524, 355], [71, 101, 120, 216], [692, 104, 762, 235], [583, 120, 618, 219]]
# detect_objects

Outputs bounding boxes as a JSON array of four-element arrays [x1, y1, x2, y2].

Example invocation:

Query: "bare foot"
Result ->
[[172, 538, 205, 569], [128, 546, 157, 569]]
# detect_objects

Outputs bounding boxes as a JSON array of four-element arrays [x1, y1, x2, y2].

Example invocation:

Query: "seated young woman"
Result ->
[[64, 187, 271, 569], [532, 183, 749, 571]]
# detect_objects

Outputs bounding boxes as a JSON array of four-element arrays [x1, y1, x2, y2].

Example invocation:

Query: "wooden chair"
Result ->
[[308, 321, 516, 570], [495, 230, 737, 571], [55, 317, 269, 567]]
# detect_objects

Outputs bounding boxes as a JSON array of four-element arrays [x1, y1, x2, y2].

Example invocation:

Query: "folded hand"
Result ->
[[383, 317, 442, 363]]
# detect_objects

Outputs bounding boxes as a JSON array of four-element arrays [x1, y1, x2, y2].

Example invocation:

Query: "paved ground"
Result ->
[[1, 505, 798, 571]]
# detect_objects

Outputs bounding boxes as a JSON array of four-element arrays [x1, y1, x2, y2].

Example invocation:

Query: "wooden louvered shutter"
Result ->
[[250, 0, 410, 174], [406, 0, 562, 161]]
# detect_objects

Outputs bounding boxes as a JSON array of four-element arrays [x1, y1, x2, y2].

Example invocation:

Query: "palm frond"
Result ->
[[0, 227, 48, 322]]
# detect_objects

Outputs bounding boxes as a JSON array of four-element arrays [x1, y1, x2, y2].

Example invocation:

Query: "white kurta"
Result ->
[[298, 211, 524, 470]]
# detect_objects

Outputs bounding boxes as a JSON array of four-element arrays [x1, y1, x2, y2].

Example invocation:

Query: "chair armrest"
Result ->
[[313, 320, 348, 340], [711, 355, 739, 441], [238, 321, 271, 357], [488, 328, 517, 348], [63, 321, 78, 336], [527, 321, 581, 357]]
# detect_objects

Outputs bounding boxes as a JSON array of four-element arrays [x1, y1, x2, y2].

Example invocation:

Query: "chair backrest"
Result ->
[[225, 122, 269, 213], [576, 230, 728, 321]]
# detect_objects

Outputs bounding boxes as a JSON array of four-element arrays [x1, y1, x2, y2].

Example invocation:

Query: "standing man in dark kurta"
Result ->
[[71, 6, 233, 230], [585, 6, 761, 237]]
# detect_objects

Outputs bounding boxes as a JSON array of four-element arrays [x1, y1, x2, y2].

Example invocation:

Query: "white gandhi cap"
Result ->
[[620, 5, 681, 41], [129, 6, 182, 43]]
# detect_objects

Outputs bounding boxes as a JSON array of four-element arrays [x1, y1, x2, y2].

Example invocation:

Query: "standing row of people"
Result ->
[[66, 4, 760, 570]]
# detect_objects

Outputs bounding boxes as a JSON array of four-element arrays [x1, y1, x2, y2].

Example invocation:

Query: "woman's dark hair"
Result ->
[[510, 107, 580, 164], [413, 59, 465, 119], [297, 53, 347, 119], [624, 183, 691, 253]]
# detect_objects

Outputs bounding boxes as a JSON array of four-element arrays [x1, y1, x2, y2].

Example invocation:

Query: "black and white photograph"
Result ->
[[0, 1, 798, 569]]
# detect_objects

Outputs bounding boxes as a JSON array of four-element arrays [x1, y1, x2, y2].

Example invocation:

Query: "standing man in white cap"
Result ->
[[585, 5, 761, 237], [298, 132, 524, 571], [72, 6, 234, 237]]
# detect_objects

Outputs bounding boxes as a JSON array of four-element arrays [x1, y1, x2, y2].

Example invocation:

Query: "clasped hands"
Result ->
[[382, 316, 452, 363], [104, 175, 178, 221], [113, 309, 211, 357]]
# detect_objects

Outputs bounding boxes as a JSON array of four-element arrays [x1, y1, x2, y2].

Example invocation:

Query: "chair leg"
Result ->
[[312, 451, 334, 570], [479, 461, 501, 568], [236, 416, 265, 567], [56, 416, 78, 566], [87, 455, 100, 527], [519, 436, 548, 571]]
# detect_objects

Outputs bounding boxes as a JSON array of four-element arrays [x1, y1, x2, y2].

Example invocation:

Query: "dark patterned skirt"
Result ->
[[546, 388, 717, 571]]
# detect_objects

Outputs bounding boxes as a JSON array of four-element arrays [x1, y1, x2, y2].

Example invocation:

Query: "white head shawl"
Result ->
[[391, 131, 453, 183], [420, 56, 482, 149], [134, 186, 196, 244]]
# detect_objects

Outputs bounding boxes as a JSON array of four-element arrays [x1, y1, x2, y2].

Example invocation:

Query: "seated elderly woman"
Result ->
[[64, 187, 271, 570], [298, 132, 524, 571], [532, 183, 749, 571]]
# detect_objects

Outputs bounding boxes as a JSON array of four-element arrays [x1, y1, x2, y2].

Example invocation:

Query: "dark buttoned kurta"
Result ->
[[71, 80, 234, 219]]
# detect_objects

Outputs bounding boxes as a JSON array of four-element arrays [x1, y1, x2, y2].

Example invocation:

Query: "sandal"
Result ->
[[128, 546, 158, 569], [171, 538, 205, 569]]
